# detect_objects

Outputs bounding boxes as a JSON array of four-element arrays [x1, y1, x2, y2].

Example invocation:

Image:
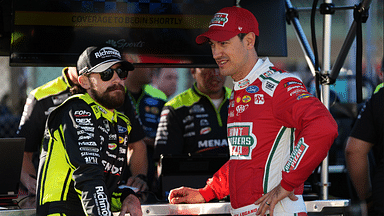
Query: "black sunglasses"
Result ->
[[98, 68, 128, 81]]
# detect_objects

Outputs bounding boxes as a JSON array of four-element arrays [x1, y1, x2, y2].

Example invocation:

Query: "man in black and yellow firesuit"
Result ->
[[36, 45, 142, 216], [17, 66, 148, 197]]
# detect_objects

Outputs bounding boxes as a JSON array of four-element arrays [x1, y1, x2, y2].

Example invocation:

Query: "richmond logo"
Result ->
[[227, 122, 257, 160], [94, 47, 121, 59]]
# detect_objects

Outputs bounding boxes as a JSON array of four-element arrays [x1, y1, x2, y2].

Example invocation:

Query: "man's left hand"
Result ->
[[119, 194, 143, 216], [254, 184, 298, 216]]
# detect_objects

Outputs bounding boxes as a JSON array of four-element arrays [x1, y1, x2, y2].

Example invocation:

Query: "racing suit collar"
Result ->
[[192, 82, 228, 100], [81, 93, 118, 123], [233, 57, 274, 91], [62, 67, 74, 88]]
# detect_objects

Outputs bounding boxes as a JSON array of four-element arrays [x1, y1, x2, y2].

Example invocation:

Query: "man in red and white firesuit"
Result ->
[[168, 6, 338, 216]]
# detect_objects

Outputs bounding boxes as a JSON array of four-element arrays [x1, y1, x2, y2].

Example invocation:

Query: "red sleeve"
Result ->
[[198, 161, 230, 201], [272, 77, 338, 191]]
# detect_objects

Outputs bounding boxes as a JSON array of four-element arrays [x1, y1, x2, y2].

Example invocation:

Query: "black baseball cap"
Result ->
[[77, 45, 134, 76]]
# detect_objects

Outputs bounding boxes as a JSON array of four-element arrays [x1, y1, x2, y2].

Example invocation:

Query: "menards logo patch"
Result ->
[[284, 138, 308, 172], [227, 122, 257, 160]]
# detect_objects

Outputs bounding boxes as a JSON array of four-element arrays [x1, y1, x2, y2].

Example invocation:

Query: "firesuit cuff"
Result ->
[[280, 179, 295, 192], [111, 186, 137, 212], [120, 187, 137, 202], [198, 185, 216, 202]]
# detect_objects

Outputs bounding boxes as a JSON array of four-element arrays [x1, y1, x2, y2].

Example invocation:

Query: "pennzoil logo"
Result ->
[[242, 95, 251, 103], [284, 138, 308, 172], [209, 13, 228, 27]]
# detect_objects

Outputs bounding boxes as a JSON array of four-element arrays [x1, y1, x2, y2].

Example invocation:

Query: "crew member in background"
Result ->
[[123, 65, 167, 192], [345, 57, 384, 216], [151, 67, 179, 99], [36, 45, 142, 216], [154, 67, 230, 158], [168, 6, 338, 216]]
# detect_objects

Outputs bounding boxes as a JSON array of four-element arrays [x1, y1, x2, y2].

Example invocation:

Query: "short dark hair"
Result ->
[[70, 84, 87, 95], [238, 33, 259, 53]]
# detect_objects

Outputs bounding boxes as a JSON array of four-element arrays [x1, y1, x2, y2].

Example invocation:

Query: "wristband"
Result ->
[[118, 185, 137, 201]]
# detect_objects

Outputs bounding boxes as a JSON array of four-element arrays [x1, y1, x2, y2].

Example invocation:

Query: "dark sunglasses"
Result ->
[[98, 68, 128, 81]]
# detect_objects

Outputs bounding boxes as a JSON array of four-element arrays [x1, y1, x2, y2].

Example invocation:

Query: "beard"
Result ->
[[89, 83, 125, 110]]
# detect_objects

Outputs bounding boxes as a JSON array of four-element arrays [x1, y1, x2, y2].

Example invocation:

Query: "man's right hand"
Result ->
[[20, 152, 37, 195], [168, 187, 205, 204]]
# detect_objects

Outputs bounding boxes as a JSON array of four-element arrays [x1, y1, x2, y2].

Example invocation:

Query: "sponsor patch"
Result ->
[[227, 122, 257, 160], [284, 138, 309, 172], [151, 107, 159, 115], [287, 85, 304, 92], [75, 118, 93, 126], [84, 156, 98, 164], [265, 81, 275, 91], [238, 79, 250, 88], [246, 85, 259, 93], [296, 93, 313, 100], [145, 97, 159, 106], [229, 111, 235, 117], [209, 12, 228, 27], [198, 139, 228, 148], [242, 95, 251, 103], [190, 105, 205, 114], [200, 119, 210, 127], [74, 110, 92, 117], [261, 70, 274, 78], [236, 96, 242, 103], [183, 115, 194, 123], [254, 94, 265, 104], [108, 143, 117, 150], [200, 127, 211, 135], [235, 104, 249, 115], [284, 81, 303, 87], [118, 125, 127, 133]]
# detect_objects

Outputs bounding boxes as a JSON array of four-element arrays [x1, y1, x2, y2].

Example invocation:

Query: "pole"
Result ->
[[329, 0, 373, 82], [285, 0, 318, 76], [320, 0, 332, 200]]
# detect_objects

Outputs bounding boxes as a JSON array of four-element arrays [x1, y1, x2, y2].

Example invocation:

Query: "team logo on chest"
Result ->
[[227, 122, 257, 160]]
